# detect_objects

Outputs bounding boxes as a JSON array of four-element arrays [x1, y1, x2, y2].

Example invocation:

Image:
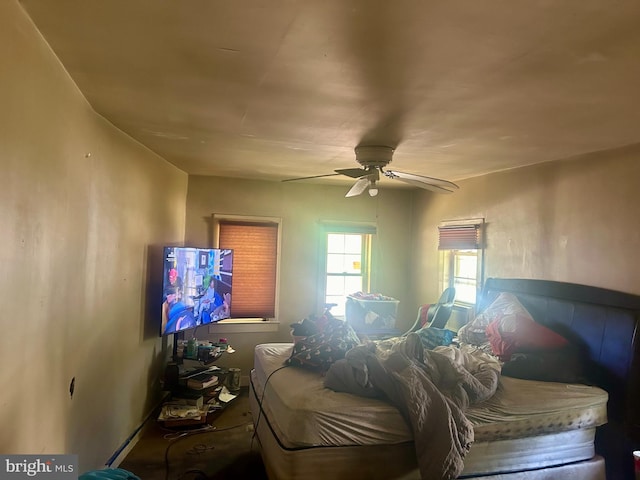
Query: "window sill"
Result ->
[[447, 304, 475, 332], [207, 318, 280, 333], [453, 302, 475, 309]]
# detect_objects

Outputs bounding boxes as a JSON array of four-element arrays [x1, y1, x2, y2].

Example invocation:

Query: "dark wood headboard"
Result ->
[[480, 278, 640, 479]]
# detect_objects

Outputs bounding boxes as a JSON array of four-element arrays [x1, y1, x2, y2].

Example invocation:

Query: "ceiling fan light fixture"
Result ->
[[355, 145, 395, 168], [283, 143, 458, 197], [368, 179, 379, 197]]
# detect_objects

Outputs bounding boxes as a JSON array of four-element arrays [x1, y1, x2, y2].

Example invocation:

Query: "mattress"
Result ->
[[250, 397, 605, 480], [251, 343, 609, 476], [252, 343, 411, 447]]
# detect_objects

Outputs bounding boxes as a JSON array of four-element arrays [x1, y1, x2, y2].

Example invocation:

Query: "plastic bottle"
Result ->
[[187, 338, 197, 358]]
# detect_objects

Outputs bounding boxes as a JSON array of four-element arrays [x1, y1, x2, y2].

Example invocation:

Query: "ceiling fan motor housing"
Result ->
[[355, 145, 394, 168]]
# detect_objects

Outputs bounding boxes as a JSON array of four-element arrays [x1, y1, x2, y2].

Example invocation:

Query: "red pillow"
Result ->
[[486, 312, 568, 361]]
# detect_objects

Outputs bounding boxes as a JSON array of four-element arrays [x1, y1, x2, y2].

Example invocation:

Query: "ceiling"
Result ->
[[19, 0, 640, 188]]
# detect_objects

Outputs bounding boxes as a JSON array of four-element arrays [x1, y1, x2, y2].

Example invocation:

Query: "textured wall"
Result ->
[[184, 175, 416, 374], [0, 1, 187, 472], [411, 147, 640, 303]]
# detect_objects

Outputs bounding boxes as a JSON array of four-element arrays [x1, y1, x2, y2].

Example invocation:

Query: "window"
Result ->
[[438, 220, 484, 305], [213, 215, 280, 319], [441, 249, 479, 304], [322, 224, 375, 317]]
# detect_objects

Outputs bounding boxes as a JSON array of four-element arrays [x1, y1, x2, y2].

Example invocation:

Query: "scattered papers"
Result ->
[[181, 366, 220, 379], [158, 404, 207, 421], [218, 386, 238, 403]]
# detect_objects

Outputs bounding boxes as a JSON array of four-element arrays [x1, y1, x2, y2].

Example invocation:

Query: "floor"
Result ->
[[116, 384, 638, 480], [118, 387, 268, 480]]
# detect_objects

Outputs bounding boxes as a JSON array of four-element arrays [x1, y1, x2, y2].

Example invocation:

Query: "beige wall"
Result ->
[[8, 0, 640, 470], [1, 1, 186, 472], [184, 176, 417, 374], [412, 147, 640, 302]]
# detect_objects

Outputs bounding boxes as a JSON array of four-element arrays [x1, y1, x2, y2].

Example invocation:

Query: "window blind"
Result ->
[[438, 223, 482, 250], [218, 221, 278, 318]]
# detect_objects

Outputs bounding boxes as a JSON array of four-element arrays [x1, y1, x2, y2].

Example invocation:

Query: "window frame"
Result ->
[[438, 219, 485, 306], [440, 249, 481, 305], [211, 214, 282, 329], [319, 222, 376, 317]]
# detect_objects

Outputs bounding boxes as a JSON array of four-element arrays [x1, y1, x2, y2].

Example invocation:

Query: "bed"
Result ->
[[249, 278, 640, 479]]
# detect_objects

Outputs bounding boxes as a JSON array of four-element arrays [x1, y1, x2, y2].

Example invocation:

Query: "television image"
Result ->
[[160, 246, 234, 336]]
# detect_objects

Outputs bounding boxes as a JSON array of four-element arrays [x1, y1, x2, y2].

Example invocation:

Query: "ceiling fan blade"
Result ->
[[384, 170, 459, 190], [384, 170, 456, 194], [282, 172, 342, 182], [395, 178, 455, 193], [384, 170, 459, 193], [345, 177, 370, 197], [335, 167, 369, 178]]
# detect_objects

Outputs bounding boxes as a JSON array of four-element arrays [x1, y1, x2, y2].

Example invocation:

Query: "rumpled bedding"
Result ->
[[324, 333, 500, 480]]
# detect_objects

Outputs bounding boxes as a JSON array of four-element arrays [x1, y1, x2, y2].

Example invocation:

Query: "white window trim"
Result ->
[[210, 213, 282, 330], [438, 218, 485, 306], [318, 221, 377, 317], [444, 249, 480, 306], [439, 218, 485, 228], [207, 318, 279, 333]]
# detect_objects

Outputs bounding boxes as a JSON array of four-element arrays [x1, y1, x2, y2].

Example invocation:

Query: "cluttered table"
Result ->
[[159, 340, 241, 428]]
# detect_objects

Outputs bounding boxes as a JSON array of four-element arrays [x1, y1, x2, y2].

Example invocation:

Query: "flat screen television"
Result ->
[[160, 246, 234, 336]]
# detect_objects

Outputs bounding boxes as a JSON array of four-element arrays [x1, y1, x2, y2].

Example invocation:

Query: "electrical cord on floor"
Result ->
[[250, 364, 290, 452], [162, 424, 215, 440], [163, 421, 253, 480]]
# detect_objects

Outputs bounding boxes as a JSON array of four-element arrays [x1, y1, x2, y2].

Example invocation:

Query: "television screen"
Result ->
[[160, 246, 234, 336]]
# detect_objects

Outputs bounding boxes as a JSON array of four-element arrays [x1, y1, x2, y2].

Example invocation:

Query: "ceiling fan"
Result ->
[[283, 145, 459, 197]]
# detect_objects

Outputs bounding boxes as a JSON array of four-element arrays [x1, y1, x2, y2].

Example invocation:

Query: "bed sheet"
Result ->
[[252, 343, 608, 448], [250, 371, 602, 479]]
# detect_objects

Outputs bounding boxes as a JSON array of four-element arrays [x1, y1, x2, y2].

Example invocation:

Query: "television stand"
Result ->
[[158, 365, 237, 429], [171, 331, 184, 364]]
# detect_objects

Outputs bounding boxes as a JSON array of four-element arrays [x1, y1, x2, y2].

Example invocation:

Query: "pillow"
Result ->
[[481, 294, 568, 360], [287, 319, 361, 371], [290, 312, 337, 342], [458, 292, 527, 346], [501, 346, 585, 383]]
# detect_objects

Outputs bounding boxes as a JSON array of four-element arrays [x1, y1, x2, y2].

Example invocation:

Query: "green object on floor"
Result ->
[[79, 468, 140, 480]]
